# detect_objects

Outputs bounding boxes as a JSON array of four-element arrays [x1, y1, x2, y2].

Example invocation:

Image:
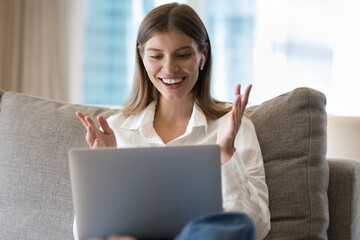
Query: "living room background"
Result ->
[[0, 0, 359, 176], [0, 0, 359, 116], [76, 0, 360, 117]]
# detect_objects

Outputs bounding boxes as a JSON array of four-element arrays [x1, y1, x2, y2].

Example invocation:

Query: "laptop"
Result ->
[[69, 145, 222, 240]]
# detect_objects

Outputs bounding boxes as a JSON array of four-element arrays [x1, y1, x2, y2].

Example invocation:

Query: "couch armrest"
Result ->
[[327, 158, 360, 240]]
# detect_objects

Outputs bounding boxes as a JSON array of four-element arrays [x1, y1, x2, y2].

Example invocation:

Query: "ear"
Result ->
[[199, 42, 209, 70], [200, 54, 206, 70], [138, 45, 147, 69], [138, 45, 144, 60]]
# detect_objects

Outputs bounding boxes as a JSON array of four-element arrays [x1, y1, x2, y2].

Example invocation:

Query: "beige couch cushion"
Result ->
[[0, 91, 119, 239], [246, 87, 329, 239], [327, 158, 360, 239]]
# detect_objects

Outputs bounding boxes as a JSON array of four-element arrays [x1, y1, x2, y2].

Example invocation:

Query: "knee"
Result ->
[[175, 211, 255, 240]]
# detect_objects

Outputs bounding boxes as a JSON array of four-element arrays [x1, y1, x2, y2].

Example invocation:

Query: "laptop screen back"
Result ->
[[69, 145, 222, 240]]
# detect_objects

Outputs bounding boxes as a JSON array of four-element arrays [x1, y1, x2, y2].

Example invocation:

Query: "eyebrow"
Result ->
[[146, 46, 194, 52]]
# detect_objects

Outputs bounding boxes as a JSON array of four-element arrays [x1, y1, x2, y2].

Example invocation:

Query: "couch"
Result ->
[[0, 87, 359, 240]]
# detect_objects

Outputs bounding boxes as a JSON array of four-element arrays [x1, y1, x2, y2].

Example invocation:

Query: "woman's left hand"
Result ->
[[216, 84, 252, 165]]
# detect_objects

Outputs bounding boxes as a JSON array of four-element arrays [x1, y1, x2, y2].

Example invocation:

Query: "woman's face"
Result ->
[[141, 31, 204, 104]]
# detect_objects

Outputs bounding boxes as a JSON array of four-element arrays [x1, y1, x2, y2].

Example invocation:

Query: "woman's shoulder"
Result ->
[[106, 110, 131, 128], [239, 113, 258, 137], [106, 105, 149, 130], [242, 112, 253, 126]]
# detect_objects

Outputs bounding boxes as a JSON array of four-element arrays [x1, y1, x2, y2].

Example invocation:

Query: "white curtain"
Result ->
[[0, 0, 71, 101]]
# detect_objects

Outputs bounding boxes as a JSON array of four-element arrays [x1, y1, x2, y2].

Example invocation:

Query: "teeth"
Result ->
[[161, 78, 182, 84]]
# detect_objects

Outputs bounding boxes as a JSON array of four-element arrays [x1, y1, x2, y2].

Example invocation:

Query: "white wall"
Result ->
[[327, 115, 360, 160]]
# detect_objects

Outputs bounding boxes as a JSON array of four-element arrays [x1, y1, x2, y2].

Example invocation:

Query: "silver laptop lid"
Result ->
[[69, 145, 222, 240]]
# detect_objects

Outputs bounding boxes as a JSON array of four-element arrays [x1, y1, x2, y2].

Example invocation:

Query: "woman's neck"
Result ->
[[153, 96, 194, 144], [156, 97, 193, 121]]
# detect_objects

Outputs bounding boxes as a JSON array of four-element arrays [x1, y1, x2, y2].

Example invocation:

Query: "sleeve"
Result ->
[[221, 115, 271, 240]]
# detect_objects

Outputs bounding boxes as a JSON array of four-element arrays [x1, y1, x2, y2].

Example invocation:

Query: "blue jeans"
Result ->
[[173, 212, 254, 240]]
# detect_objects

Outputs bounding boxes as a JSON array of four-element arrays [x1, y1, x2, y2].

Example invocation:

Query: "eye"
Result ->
[[150, 55, 162, 59], [178, 53, 192, 58]]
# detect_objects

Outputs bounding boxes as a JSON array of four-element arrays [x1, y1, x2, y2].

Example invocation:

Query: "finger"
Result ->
[[235, 83, 241, 96], [238, 84, 243, 123], [241, 84, 252, 112], [232, 94, 241, 129], [235, 95, 242, 129], [76, 111, 89, 128], [92, 138, 100, 149], [86, 125, 96, 147], [233, 84, 241, 121], [85, 117, 100, 140], [97, 115, 114, 136], [231, 106, 238, 128], [230, 110, 239, 142], [85, 116, 99, 133]]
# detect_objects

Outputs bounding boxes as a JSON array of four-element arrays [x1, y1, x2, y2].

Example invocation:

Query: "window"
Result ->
[[252, 0, 360, 116], [80, 0, 360, 116], [82, 0, 132, 105]]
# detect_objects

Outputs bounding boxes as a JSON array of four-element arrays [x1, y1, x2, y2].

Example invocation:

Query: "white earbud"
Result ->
[[200, 54, 205, 70]]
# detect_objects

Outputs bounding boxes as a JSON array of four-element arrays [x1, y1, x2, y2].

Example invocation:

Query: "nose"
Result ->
[[162, 57, 179, 73]]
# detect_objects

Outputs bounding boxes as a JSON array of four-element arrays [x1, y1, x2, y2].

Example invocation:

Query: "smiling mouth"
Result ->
[[160, 77, 184, 85]]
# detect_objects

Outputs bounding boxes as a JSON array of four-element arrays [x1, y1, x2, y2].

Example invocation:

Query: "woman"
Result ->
[[76, 3, 270, 240]]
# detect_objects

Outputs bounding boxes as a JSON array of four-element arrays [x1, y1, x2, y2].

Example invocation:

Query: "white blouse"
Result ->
[[74, 101, 270, 240]]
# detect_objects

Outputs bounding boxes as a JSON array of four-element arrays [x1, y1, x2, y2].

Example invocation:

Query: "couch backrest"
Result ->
[[246, 87, 329, 239], [0, 88, 329, 239]]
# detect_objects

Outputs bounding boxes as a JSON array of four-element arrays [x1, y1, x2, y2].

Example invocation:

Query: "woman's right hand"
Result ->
[[76, 112, 117, 148]]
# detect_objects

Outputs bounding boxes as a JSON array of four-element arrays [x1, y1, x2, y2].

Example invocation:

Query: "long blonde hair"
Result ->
[[122, 3, 231, 119]]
